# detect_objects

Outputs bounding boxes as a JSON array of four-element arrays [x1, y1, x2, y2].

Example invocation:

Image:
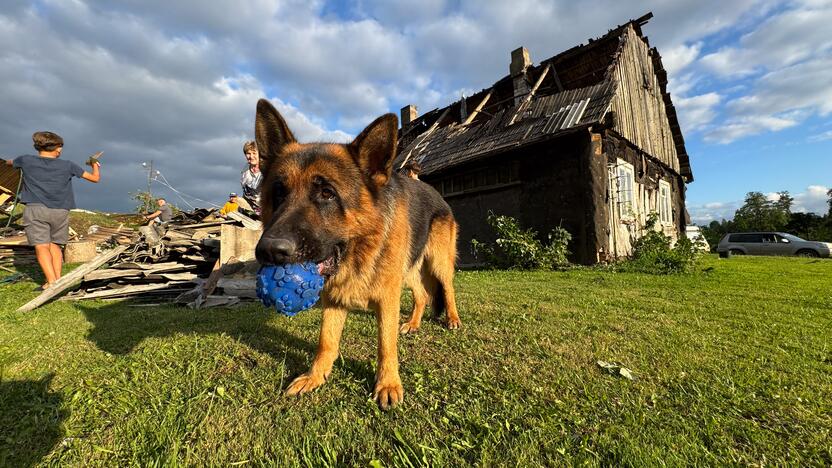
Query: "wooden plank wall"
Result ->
[[605, 165, 680, 258], [609, 25, 681, 174]]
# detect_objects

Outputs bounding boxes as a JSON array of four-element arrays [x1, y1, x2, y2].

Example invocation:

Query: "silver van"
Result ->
[[717, 232, 831, 258]]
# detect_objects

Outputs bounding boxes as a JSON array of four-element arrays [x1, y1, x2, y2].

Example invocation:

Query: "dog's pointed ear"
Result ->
[[350, 113, 398, 187], [255, 99, 296, 173]]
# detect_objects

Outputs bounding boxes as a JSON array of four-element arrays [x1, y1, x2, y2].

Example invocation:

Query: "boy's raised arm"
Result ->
[[81, 160, 101, 183]]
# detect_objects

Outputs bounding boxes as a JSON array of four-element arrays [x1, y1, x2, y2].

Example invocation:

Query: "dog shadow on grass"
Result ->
[[0, 373, 67, 468], [76, 302, 376, 388]]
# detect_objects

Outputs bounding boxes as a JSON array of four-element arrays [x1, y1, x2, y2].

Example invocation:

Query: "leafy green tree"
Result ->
[[131, 190, 155, 215], [699, 219, 735, 252], [827, 188, 832, 217], [774, 191, 793, 214], [786, 212, 824, 239], [732, 191, 789, 232]]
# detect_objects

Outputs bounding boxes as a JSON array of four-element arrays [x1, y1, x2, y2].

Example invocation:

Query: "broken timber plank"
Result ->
[[83, 268, 144, 282], [157, 272, 198, 281], [191, 295, 240, 309], [462, 89, 493, 126], [170, 220, 236, 229], [59, 282, 190, 301], [226, 211, 261, 230], [16, 244, 129, 312], [217, 277, 256, 298], [398, 106, 451, 169], [202, 259, 225, 297], [509, 64, 551, 125]]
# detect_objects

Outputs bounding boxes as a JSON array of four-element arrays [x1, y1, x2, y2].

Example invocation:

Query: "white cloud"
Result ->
[[689, 200, 742, 224], [689, 2, 832, 143], [689, 184, 830, 223], [0, 2, 351, 211], [809, 130, 832, 141], [729, 58, 832, 116], [700, 1, 832, 78], [793, 185, 830, 214], [662, 42, 702, 75], [675, 92, 721, 131], [704, 114, 799, 143], [0, 0, 820, 210], [703, 56, 832, 143]]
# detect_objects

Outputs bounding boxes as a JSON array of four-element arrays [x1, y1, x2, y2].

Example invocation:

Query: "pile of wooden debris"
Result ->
[[15, 209, 262, 312]]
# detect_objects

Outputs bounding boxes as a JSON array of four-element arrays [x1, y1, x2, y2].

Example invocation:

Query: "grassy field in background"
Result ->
[[1, 208, 141, 235], [1, 255, 830, 466]]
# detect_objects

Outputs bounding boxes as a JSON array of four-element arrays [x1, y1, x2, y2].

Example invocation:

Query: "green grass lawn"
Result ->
[[1, 255, 830, 466]]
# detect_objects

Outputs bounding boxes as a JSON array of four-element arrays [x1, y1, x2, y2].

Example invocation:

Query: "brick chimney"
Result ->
[[400, 104, 418, 128], [510, 47, 531, 105]]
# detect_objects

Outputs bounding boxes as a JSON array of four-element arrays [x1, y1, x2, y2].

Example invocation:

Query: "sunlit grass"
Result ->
[[1, 255, 830, 466]]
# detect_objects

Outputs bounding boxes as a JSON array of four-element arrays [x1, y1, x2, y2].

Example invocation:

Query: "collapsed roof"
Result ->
[[396, 12, 693, 182]]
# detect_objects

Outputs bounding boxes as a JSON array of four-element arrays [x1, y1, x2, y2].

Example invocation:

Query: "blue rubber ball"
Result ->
[[256, 263, 325, 316]]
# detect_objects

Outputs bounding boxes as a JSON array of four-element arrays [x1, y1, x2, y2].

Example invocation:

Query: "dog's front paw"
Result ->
[[285, 372, 326, 396], [399, 321, 420, 335], [445, 316, 462, 330], [373, 379, 404, 410]]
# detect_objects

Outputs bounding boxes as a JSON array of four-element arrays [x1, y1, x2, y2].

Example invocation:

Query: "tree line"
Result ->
[[700, 189, 832, 249]]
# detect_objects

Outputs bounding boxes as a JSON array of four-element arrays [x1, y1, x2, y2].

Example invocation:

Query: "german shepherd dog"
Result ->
[[253, 99, 461, 410]]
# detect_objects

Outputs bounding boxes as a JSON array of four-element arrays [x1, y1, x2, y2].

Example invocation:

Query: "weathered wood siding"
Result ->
[[602, 132, 685, 258], [424, 134, 599, 265], [608, 25, 680, 174]]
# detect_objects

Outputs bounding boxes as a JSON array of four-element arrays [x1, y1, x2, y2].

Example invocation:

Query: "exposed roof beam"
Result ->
[[398, 107, 451, 169], [462, 89, 493, 126], [509, 64, 551, 125]]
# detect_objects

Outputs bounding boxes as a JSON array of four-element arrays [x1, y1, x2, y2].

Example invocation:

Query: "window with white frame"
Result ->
[[615, 160, 635, 219], [659, 180, 672, 225]]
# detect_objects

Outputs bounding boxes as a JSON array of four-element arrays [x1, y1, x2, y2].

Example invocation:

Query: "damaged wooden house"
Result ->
[[395, 13, 693, 265]]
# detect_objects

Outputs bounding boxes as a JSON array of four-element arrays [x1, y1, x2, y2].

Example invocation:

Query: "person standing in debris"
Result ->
[[219, 193, 240, 217], [144, 198, 173, 226], [240, 140, 262, 215], [3, 131, 101, 290]]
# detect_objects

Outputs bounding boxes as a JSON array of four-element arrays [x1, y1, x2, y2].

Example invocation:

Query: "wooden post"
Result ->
[[220, 225, 261, 265]]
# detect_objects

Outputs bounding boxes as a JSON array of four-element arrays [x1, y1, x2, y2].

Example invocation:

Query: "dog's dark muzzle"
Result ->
[[255, 236, 297, 265]]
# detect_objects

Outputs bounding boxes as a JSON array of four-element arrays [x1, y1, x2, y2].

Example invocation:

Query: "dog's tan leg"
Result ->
[[400, 264, 428, 335], [285, 305, 347, 396], [427, 217, 462, 329], [374, 296, 403, 410], [433, 261, 461, 329]]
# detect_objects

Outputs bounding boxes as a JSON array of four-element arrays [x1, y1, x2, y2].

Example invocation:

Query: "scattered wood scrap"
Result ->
[[226, 211, 261, 231], [16, 245, 130, 312], [15, 207, 265, 311]]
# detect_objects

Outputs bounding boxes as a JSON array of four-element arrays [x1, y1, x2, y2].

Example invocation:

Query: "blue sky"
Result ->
[[0, 0, 829, 221]]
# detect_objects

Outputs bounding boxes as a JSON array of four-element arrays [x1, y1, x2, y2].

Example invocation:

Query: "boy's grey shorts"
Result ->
[[22, 203, 70, 245]]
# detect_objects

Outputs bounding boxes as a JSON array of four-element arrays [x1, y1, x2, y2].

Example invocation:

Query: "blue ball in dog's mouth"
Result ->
[[256, 262, 325, 316]]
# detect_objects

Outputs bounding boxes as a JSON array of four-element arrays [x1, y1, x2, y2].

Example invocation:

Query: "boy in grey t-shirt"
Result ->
[[3, 131, 102, 289]]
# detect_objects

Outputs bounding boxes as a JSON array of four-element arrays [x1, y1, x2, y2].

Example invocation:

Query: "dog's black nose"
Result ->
[[256, 237, 297, 264]]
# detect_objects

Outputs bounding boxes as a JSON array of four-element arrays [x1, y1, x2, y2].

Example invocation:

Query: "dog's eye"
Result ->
[[272, 181, 288, 206], [320, 187, 337, 200]]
